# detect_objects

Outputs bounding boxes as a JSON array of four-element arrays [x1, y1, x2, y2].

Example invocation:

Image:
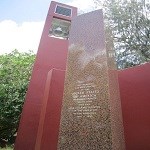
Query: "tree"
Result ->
[[94, 0, 150, 69], [0, 50, 35, 147]]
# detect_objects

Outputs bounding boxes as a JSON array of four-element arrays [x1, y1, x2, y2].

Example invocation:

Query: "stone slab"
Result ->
[[58, 10, 125, 150]]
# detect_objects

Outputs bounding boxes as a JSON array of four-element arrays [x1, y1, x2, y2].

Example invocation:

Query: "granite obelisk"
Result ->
[[58, 10, 125, 150]]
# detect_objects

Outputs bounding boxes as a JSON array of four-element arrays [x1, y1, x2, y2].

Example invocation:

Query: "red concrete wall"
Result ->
[[15, 2, 77, 150], [118, 63, 150, 150], [35, 69, 65, 150]]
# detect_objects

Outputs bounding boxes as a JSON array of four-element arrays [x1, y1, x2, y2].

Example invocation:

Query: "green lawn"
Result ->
[[1, 147, 13, 150]]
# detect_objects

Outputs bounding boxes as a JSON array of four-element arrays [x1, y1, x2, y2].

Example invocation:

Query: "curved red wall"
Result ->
[[118, 63, 150, 150]]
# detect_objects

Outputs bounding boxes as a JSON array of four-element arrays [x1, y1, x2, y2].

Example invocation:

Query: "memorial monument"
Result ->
[[58, 10, 125, 150], [14, 1, 150, 150], [15, 1, 126, 149]]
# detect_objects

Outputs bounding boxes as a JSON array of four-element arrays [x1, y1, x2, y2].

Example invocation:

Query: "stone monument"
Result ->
[[58, 10, 125, 150]]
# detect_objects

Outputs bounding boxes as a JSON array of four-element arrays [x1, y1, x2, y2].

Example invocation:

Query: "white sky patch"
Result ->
[[0, 20, 44, 54], [0, 0, 103, 55], [67, 0, 98, 13]]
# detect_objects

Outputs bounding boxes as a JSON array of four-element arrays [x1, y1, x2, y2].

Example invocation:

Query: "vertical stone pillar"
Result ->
[[58, 10, 125, 150]]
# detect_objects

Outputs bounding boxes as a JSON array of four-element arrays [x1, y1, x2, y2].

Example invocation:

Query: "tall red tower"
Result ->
[[15, 2, 77, 150]]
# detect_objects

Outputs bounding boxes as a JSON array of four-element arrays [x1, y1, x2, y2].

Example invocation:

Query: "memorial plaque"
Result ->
[[58, 10, 125, 150]]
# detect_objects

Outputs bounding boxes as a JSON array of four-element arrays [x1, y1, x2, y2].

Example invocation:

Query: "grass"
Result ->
[[0, 146, 13, 150]]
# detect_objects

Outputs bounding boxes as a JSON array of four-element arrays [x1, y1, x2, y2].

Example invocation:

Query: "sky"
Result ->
[[0, 0, 98, 54]]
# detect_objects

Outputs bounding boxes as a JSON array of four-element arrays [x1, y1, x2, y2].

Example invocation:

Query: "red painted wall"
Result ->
[[118, 63, 150, 150], [35, 69, 65, 150], [15, 2, 77, 150]]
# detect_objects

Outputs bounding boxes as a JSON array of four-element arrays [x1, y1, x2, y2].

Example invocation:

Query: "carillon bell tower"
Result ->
[[15, 2, 77, 150]]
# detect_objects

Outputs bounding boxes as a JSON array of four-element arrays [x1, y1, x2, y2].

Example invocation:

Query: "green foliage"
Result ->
[[0, 146, 13, 150], [94, 0, 150, 69], [0, 50, 35, 147]]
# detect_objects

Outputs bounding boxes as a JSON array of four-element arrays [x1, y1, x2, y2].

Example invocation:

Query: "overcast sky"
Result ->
[[0, 0, 97, 54]]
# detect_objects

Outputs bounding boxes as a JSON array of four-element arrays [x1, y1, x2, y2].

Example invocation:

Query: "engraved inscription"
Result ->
[[69, 83, 100, 118]]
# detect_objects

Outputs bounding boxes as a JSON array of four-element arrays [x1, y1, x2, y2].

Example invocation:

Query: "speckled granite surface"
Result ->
[[58, 10, 125, 150]]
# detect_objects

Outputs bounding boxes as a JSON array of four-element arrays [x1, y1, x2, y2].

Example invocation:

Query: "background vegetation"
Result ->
[[94, 0, 150, 69], [0, 50, 35, 148]]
